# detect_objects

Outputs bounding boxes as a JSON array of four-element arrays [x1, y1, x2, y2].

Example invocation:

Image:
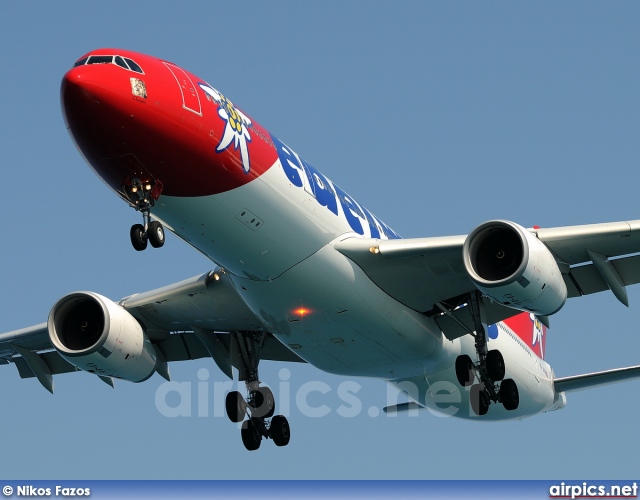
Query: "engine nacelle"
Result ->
[[463, 220, 567, 316], [48, 292, 158, 382]]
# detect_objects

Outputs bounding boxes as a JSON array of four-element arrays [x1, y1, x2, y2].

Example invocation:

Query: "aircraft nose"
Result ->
[[62, 65, 118, 123], [59, 53, 278, 199], [61, 64, 137, 136], [60, 63, 152, 194]]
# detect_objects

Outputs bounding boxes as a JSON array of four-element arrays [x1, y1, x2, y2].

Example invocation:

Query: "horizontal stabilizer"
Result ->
[[383, 402, 425, 414], [554, 365, 640, 393]]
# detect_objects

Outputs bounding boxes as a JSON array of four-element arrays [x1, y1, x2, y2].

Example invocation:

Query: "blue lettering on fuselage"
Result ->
[[271, 135, 304, 187], [332, 183, 365, 235], [271, 134, 400, 240], [300, 159, 339, 216]]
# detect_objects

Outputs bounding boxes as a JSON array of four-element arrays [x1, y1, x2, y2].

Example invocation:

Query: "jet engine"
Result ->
[[463, 220, 567, 315], [48, 292, 158, 382]]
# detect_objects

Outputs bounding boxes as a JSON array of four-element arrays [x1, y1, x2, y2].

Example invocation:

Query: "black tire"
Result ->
[[455, 355, 475, 387], [470, 383, 489, 416], [241, 420, 261, 451], [486, 349, 505, 381], [270, 415, 290, 447], [251, 386, 275, 418], [148, 221, 165, 248], [500, 378, 519, 411], [130, 224, 147, 251], [225, 391, 246, 423]]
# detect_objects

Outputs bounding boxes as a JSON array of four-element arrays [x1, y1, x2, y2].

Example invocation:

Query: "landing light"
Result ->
[[292, 307, 311, 317], [131, 187, 138, 193], [145, 184, 152, 191], [213, 273, 220, 281], [370, 246, 380, 254]]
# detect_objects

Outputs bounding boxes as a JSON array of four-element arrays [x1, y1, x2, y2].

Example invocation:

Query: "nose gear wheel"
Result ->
[[124, 177, 165, 251]]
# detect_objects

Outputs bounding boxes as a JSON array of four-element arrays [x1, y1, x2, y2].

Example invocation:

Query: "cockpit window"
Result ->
[[87, 55, 114, 65], [124, 58, 143, 74], [114, 56, 129, 69], [73, 55, 144, 74]]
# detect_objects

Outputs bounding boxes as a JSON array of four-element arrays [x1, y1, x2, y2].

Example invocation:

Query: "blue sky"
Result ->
[[1, 1, 640, 480]]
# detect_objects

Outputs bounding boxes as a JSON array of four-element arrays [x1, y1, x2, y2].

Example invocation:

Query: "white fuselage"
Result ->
[[152, 151, 558, 420]]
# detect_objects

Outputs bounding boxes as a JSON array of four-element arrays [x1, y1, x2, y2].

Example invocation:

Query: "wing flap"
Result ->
[[157, 332, 305, 364], [13, 351, 77, 379], [564, 254, 640, 298]]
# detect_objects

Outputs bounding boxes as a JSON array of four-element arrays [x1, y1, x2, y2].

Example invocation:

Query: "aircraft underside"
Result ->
[[3, 48, 640, 452]]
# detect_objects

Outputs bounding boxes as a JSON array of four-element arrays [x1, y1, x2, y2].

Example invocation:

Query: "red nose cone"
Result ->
[[61, 50, 279, 199], [62, 64, 138, 194]]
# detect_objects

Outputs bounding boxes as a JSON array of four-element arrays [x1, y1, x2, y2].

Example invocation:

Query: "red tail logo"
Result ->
[[503, 312, 546, 359]]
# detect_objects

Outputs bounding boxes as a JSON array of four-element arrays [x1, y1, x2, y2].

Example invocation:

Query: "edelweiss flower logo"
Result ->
[[530, 313, 545, 358], [199, 82, 252, 173]]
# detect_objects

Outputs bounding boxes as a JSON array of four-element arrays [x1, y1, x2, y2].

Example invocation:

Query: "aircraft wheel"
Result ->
[[148, 221, 165, 248], [252, 386, 275, 418], [470, 383, 489, 416], [270, 415, 290, 447], [455, 355, 475, 387], [225, 391, 246, 423], [130, 224, 147, 251], [500, 378, 519, 411], [486, 350, 505, 381], [241, 420, 262, 451]]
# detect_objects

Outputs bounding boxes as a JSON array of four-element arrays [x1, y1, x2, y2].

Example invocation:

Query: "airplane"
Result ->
[[2, 48, 640, 451]]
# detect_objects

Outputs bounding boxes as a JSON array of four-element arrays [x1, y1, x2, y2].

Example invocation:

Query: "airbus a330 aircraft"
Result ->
[[2, 49, 640, 451]]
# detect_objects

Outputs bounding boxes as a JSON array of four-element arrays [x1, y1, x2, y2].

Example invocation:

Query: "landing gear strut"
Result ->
[[445, 292, 520, 415], [224, 331, 291, 450], [125, 177, 165, 252]]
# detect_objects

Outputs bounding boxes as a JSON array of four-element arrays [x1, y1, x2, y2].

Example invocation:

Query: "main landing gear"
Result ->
[[450, 293, 520, 416], [124, 177, 165, 252], [224, 332, 290, 451]]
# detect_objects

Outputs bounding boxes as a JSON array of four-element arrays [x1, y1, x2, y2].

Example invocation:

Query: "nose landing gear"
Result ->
[[125, 178, 165, 252], [130, 216, 165, 251]]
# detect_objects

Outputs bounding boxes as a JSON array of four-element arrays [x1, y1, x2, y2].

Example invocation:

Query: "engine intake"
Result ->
[[48, 292, 158, 382], [463, 220, 567, 315]]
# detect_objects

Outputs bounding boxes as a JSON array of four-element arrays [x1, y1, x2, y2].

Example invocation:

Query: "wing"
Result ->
[[0, 270, 305, 392], [335, 219, 640, 338]]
